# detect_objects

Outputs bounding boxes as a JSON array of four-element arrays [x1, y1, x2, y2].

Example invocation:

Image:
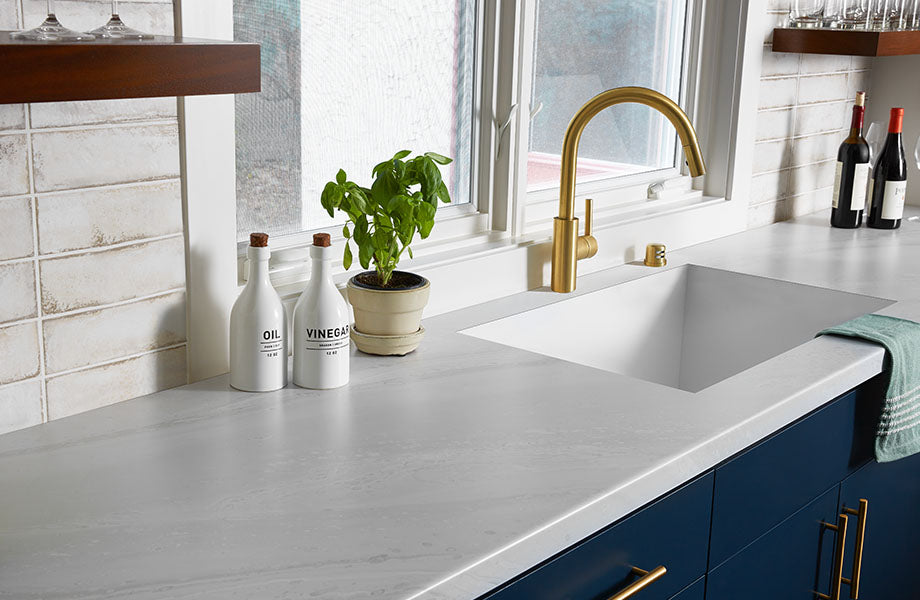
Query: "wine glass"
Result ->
[[90, 1, 154, 39], [11, 0, 94, 41], [789, 0, 827, 27], [866, 121, 885, 168]]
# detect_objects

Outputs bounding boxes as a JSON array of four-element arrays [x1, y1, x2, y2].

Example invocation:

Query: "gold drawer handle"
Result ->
[[843, 499, 869, 599], [816, 513, 849, 600], [606, 565, 667, 600]]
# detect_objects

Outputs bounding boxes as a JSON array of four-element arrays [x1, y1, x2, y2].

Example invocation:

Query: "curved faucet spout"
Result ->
[[551, 86, 706, 292]]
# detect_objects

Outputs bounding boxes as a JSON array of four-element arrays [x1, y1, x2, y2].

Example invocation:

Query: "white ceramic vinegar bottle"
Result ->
[[293, 233, 350, 389], [229, 233, 288, 392]]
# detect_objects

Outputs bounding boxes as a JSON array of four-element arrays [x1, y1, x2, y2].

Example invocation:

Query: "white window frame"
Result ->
[[178, 0, 764, 381]]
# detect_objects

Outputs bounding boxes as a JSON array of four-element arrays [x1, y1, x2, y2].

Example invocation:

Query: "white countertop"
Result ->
[[2, 209, 918, 600]]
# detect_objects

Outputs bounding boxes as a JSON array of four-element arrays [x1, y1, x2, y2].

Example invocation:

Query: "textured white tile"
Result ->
[[794, 102, 850, 137], [0, 322, 40, 385], [847, 70, 872, 99], [0, 135, 30, 197], [758, 77, 797, 110], [791, 132, 840, 166], [750, 171, 788, 205], [850, 56, 873, 70], [786, 186, 834, 218], [762, 12, 786, 44], [39, 236, 185, 314], [0, 105, 25, 131], [0, 0, 20, 29], [787, 160, 837, 197], [23, 1, 174, 36], [31, 98, 177, 129], [0, 198, 34, 261], [0, 262, 37, 324], [797, 73, 848, 104], [799, 54, 852, 75], [767, 0, 790, 10], [46, 346, 187, 420], [31, 123, 179, 192], [747, 199, 788, 228], [38, 180, 182, 254], [0, 379, 42, 435], [761, 47, 799, 77], [44, 292, 186, 374], [756, 108, 795, 142], [752, 139, 792, 174]]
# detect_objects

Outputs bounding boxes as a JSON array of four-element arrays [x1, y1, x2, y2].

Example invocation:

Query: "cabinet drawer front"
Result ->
[[706, 487, 840, 600], [482, 473, 713, 600], [839, 452, 920, 599], [669, 577, 705, 600], [709, 382, 880, 568]]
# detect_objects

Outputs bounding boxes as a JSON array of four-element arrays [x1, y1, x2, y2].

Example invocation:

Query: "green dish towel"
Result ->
[[819, 314, 920, 463]]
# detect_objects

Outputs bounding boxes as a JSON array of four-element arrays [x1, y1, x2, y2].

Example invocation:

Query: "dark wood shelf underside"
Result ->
[[773, 27, 920, 56], [0, 33, 260, 104]]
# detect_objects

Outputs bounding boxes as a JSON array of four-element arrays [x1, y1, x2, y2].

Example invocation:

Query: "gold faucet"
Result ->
[[550, 86, 707, 293]]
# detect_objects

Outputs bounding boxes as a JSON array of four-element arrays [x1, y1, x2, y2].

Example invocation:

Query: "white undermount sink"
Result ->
[[461, 265, 893, 393]]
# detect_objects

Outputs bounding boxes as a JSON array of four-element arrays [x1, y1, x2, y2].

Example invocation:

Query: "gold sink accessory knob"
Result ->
[[644, 243, 667, 267]]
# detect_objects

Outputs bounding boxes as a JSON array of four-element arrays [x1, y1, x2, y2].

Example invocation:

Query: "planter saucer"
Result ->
[[351, 326, 425, 356]]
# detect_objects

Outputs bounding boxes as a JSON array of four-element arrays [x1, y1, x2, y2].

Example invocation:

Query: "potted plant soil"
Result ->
[[320, 150, 452, 355]]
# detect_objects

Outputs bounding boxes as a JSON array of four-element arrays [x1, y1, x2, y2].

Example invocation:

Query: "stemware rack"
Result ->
[[773, 27, 920, 56], [0, 32, 260, 104]]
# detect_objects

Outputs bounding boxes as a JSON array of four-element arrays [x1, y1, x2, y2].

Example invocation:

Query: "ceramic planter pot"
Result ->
[[346, 271, 430, 355]]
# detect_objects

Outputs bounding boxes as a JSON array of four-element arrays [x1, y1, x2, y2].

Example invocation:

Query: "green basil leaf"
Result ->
[[343, 242, 353, 270], [336, 168, 347, 184]]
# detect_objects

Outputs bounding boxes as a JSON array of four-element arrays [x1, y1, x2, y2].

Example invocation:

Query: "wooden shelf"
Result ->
[[773, 27, 920, 56], [0, 32, 260, 104]]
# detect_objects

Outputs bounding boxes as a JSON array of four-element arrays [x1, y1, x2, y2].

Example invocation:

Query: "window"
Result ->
[[233, 0, 478, 243], [527, 0, 689, 192]]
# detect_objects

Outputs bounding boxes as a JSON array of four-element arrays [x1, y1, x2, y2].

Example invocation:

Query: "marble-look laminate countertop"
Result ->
[[3, 209, 919, 600]]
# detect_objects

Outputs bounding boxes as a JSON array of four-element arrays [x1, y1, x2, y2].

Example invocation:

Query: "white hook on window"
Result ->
[[530, 102, 543, 122], [494, 103, 519, 159]]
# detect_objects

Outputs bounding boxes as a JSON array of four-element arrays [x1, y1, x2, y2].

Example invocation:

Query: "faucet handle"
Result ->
[[576, 198, 598, 260]]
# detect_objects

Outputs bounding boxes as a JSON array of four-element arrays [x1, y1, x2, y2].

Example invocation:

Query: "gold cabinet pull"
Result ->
[[843, 499, 869, 599], [606, 565, 667, 600], [816, 513, 849, 600]]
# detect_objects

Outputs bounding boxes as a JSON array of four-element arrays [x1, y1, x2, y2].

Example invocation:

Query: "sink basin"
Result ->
[[461, 265, 893, 392]]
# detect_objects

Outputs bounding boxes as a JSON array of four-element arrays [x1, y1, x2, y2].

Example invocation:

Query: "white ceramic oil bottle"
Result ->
[[292, 233, 350, 389], [229, 232, 288, 392]]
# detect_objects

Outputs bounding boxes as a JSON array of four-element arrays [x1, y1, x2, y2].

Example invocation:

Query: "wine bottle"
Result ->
[[229, 233, 288, 392], [867, 107, 908, 229], [292, 233, 350, 389], [831, 92, 870, 228]]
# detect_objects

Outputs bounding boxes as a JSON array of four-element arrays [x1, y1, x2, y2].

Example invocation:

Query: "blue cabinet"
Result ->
[[482, 375, 919, 600]]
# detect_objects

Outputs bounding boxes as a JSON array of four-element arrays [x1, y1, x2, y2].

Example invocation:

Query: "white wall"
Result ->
[[863, 55, 920, 206], [0, 1, 187, 435]]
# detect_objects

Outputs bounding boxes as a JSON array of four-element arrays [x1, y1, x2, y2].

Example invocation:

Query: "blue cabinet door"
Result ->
[[482, 473, 713, 600], [669, 577, 704, 600], [706, 487, 842, 600], [838, 451, 920, 599]]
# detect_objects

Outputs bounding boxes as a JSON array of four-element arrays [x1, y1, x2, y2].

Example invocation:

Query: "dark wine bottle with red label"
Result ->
[[867, 107, 907, 230], [831, 92, 870, 228]]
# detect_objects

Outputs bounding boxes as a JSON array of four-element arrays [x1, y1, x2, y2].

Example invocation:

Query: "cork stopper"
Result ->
[[249, 232, 269, 247], [855, 91, 866, 108], [313, 232, 331, 247]]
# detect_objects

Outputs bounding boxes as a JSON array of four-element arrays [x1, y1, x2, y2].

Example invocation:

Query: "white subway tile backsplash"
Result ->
[[750, 171, 788, 205], [761, 47, 799, 78], [756, 108, 795, 142], [850, 56, 873, 71], [799, 53, 851, 75], [787, 160, 837, 198], [0, 262, 37, 324], [39, 236, 185, 314], [791, 132, 841, 166], [759, 77, 798, 110], [0, 135, 31, 197], [38, 180, 182, 254], [0, 0, 20, 29], [0, 198, 34, 261], [794, 102, 850, 138], [30, 98, 177, 129], [0, 105, 26, 131], [43, 292, 186, 374], [46, 346, 187, 420], [847, 70, 872, 99], [0, 380, 42, 436], [786, 186, 834, 218], [31, 123, 179, 192], [797, 73, 848, 104], [0, 322, 40, 385], [753, 139, 792, 174], [748, 199, 788, 229]]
